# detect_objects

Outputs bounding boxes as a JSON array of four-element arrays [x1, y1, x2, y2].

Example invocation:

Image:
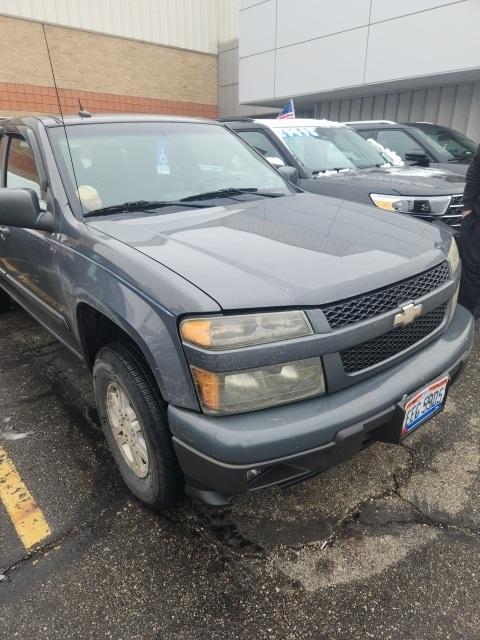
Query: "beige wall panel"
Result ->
[[0, 16, 217, 105], [0, 15, 53, 85], [44, 24, 217, 103]]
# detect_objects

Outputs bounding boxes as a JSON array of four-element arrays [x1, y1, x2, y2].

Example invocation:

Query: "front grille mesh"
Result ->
[[340, 304, 447, 373], [323, 262, 449, 329]]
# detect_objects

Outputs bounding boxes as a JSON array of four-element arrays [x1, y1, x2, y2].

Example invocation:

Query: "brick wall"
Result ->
[[0, 15, 218, 118]]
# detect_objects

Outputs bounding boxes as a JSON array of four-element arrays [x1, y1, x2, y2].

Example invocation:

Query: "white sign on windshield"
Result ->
[[278, 127, 320, 138]]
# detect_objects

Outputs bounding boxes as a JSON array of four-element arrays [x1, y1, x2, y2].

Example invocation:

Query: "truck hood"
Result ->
[[88, 193, 451, 310], [434, 162, 469, 177], [307, 165, 465, 198]]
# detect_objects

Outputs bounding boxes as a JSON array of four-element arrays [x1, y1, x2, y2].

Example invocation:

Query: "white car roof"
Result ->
[[345, 120, 397, 125], [254, 118, 345, 129]]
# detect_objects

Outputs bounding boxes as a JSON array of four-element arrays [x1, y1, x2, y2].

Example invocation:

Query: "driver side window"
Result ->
[[376, 129, 424, 161], [236, 130, 284, 161], [6, 136, 42, 198]]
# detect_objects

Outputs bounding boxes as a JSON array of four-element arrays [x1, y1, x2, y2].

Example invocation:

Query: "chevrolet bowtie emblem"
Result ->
[[394, 302, 423, 328]]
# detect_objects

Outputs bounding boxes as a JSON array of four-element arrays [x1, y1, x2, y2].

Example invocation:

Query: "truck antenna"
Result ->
[[41, 23, 84, 214], [78, 98, 92, 118]]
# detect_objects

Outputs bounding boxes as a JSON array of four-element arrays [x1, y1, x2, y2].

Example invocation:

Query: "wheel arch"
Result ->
[[74, 296, 199, 411]]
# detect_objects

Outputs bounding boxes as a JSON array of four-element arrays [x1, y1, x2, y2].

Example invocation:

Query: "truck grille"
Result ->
[[323, 262, 449, 329], [411, 194, 463, 228], [340, 304, 447, 373], [442, 194, 463, 228]]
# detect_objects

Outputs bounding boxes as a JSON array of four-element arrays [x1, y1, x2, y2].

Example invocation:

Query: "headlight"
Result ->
[[447, 237, 460, 274], [447, 283, 460, 324], [191, 357, 325, 414], [370, 193, 451, 215], [180, 311, 313, 350], [447, 238, 460, 323]]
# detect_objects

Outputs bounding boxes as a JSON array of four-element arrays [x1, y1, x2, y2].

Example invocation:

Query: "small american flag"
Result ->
[[277, 99, 295, 120]]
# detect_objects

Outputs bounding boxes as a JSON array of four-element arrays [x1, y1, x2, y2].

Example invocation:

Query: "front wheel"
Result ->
[[93, 342, 184, 509], [0, 289, 11, 313]]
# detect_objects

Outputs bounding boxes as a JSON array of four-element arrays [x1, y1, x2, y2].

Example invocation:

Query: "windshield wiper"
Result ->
[[448, 155, 472, 162], [83, 199, 210, 218], [312, 167, 350, 175], [180, 187, 285, 202], [84, 189, 286, 218], [356, 163, 386, 169]]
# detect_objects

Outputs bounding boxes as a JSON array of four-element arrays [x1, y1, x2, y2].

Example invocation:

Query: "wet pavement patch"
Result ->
[[1, 308, 480, 639]]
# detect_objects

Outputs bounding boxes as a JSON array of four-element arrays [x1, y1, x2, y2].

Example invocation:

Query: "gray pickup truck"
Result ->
[[0, 114, 474, 508]]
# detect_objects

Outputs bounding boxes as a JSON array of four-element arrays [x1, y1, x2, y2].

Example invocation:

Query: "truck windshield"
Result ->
[[413, 124, 477, 161], [272, 125, 388, 173], [48, 121, 291, 214]]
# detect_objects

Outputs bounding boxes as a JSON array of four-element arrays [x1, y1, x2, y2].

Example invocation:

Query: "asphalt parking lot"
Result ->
[[1, 306, 480, 639]]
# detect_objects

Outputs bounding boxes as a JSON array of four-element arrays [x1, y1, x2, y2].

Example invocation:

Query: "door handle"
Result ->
[[0, 227, 9, 241]]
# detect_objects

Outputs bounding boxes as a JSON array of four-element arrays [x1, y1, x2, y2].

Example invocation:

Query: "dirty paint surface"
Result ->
[[0, 446, 51, 550]]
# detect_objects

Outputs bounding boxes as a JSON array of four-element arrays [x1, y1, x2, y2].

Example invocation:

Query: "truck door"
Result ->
[[0, 129, 69, 340]]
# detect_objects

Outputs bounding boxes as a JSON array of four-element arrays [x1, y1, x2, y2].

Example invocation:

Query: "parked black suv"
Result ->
[[0, 114, 473, 508], [348, 120, 476, 176], [224, 118, 466, 231]]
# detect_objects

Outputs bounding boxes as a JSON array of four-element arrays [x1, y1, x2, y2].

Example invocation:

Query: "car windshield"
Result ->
[[413, 124, 477, 161], [272, 125, 388, 173], [48, 121, 291, 214]]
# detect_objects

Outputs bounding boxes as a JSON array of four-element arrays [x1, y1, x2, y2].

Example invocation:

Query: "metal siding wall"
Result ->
[[0, 0, 236, 53], [467, 84, 480, 141], [451, 84, 473, 133], [361, 96, 373, 120], [349, 98, 362, 121], [423, 87, 441, 123], [437, 86, 456, 126], [384, 93, 399, 120], [313, 82, 480, 140]]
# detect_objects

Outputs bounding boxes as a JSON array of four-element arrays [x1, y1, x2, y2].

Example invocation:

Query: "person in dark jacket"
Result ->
[[459, 144, 480, 314]]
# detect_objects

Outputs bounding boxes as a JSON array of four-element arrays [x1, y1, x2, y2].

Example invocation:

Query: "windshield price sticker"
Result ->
[[401, 376, 449, 437], [279, 127, 320, 138]]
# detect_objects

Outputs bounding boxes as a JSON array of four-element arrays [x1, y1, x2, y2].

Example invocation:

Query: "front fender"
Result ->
[[72, 281, 200, 410]]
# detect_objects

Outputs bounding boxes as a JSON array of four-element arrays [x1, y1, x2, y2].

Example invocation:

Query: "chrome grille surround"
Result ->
[[411, 194, 463, 228]]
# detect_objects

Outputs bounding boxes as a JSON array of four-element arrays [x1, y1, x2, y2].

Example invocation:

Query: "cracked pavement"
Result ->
[[1, 307, 480, 639]]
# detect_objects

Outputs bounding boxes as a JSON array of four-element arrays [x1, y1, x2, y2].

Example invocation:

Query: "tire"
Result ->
[[0, 289, 11, 313], [93, 342, 184, 509]]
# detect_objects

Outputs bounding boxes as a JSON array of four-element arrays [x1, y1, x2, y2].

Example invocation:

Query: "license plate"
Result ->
[[401, 376, 449, 438]]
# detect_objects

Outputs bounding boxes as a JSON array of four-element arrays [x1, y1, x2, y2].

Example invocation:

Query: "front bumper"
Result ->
[[168, 305, 474, 503]]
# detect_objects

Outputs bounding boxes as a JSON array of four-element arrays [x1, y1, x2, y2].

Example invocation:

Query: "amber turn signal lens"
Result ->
[[181, 311, 313, 350], [191, 367, 221, 411], [371, 198, 396, 212], [180, 319, 212, 347]]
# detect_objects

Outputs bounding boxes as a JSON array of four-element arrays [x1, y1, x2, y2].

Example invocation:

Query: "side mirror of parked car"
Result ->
[[266, 156, 286, 168], [277, 165, 299, 185], [405, 149, 431, 167], [0, 188, 54, 233]]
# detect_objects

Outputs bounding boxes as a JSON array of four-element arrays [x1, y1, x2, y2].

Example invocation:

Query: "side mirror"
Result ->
[[405, 149, 430, 167], [266, 156, 286, 168], [277, 165, 299, 186], [0, 188, 54, 232]]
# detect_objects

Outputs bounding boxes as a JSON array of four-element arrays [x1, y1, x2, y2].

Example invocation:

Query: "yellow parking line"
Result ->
[[0, 446, 51, 550]]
